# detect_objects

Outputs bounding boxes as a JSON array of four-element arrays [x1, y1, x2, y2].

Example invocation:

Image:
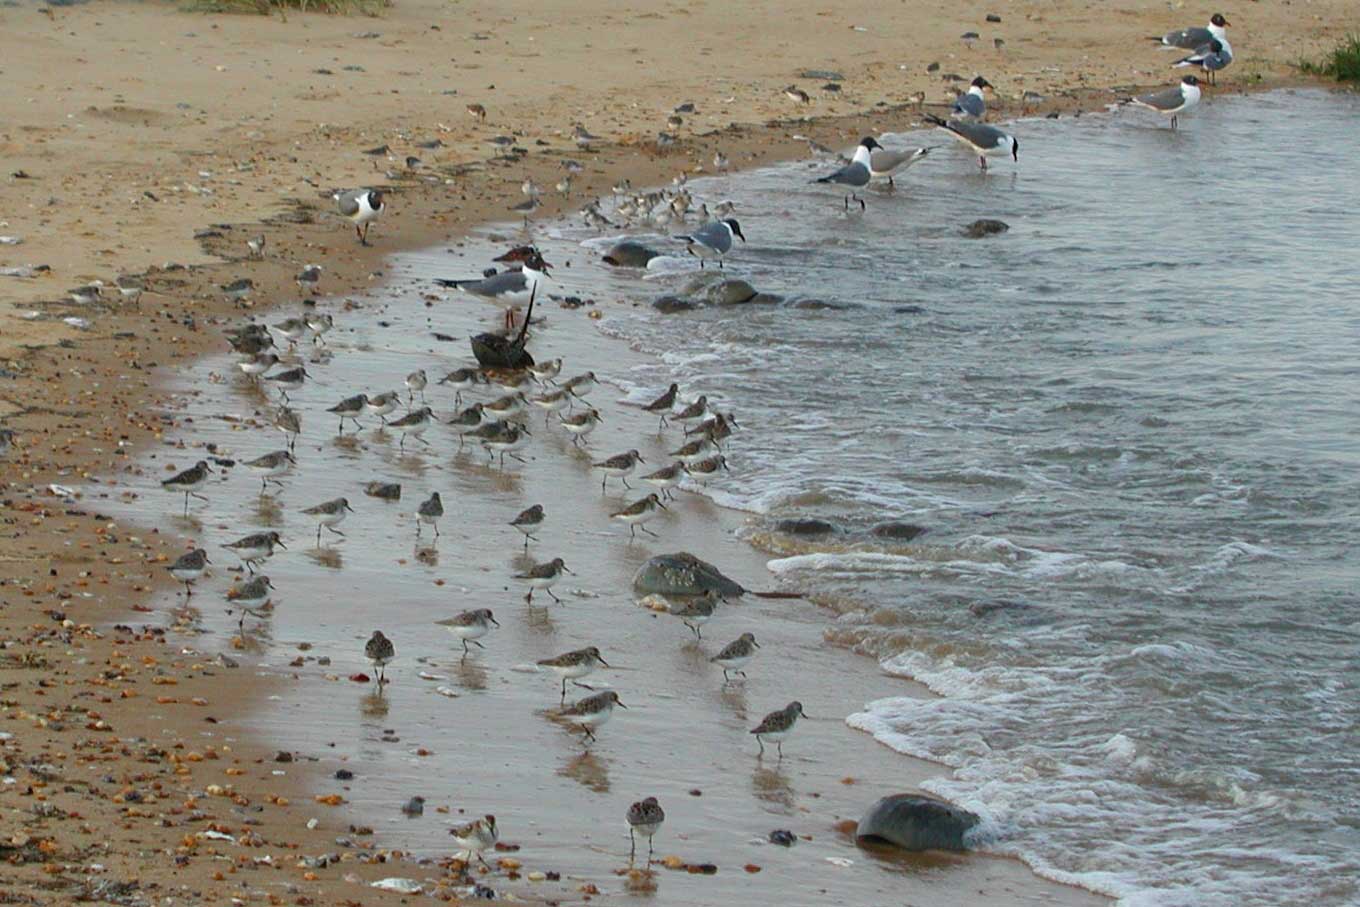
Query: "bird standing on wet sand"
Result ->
[[388, 406, 434, 450], [510, 504, 544, 549], [515, 557, 571, 604], [711, 632, 759, 680], [405, 369, 428, 405], [559, 408, 603, 446], [627, 797, 665, 862], [561, 371, 597, 398], [560, 690, 627, 743], [402, 796, 425, 817], [301, 497, 353, 545], [328, 393, 368, 433], [0, 429, 16, 459], [365, 630, 395, 684], [296, 264, 322, 297], [275, 407, 302, 452], [439, 367, 484, 406], [951, 76, 993, 120], [334, 188, 386, 245], [671, 591, 716, 638], [643, 383, 678, 428], [673, 394, 708, 426], [450, 815, 498, 869], [226, 574, 274, 628], [305, 312, 333, 345], [750, 701, 808, 758], [640, 461, 684, 501], [162, 460, 213, 513], [237, 351, 280, 381], [417, 492, 443, 539], [264, 365, 309, 403], [1174, 39, 1233, 86], [537, 646, 609, 702], [244, 450, 296, 494], [436, 608, 500, 658], [167, 548, 210, 597], [611, 493, 669, 539], [594, 449, 645, 491], [223, 530, 286, 573], [247, 234, 266, 259]]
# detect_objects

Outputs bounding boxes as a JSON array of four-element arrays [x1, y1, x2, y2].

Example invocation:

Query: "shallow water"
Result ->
[[118, 88, 1359, 906]]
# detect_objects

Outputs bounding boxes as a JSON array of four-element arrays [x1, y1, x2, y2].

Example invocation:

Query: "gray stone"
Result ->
[[601, 240, 661, 268], [870, 522, 927, 541], [652, 296, 697, 314], [962, 219, 1010, 238], [706, 278, 758, 306], [856, 794, 981, 851], [776, 518, 838, 536]]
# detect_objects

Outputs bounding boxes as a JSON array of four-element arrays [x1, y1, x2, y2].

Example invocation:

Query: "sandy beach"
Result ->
[[1, 0, 1354, 903]]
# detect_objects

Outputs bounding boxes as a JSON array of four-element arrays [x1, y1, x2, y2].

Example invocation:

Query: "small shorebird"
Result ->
[[924, 114, 1020, 170], [559, 408, 602, 446], [951, 76, 993, 120], [264, 365, 309, 402], [713, 150, 729, 171], [301, 497, 353, 545], [611, 493, 668, 539], [671, 591, 716, 638], [483, 423, 530, 466], [673, 395, 708, 426], [627, 797, 665, 862], [402, 796, 425, 817], [417, 492, 443, 538], [244, 450, 296, 494], [226, 574, 274, 628], [527, 357, 562, 385], [537, 646, 608, 701], [483, 391, 527, 421], [237, 351, 280, 381], [685, 454, 729, 482], [438, 367, 483, 405], [229, 324, 274, 357], [561, 371, 597, 398], [448, 403, 486, 446], [365, 390, 401, 424], [510, 504, 544, 549], [528, 388, 571, 424], [515, 557, 571, 604], [642, 383, 678, 428], [334, 188, 385, 245], [162, 460, 213, 513], [711, 632, 759, 680], [272, 316, 309, 349], [669, 436, 715, 465], [466, 102, 487, 121], [640, 461, 684, 501], [686, 411, 738, 444], [1127, 75, 1202, 130], [389, 406, 434, 450], [246, 234, 266, 259], [167, 548, 210, 597], [405, 369, 428, 405], [114, 275, 144, 304], [0, 429, 13, 459], [593, 449, 645, 491], [365, 630, 395, 683], [750, 701, 809, 758], [223, 531, 285, 573], [676, 219, 745, 269], [68, 283, 103, 304], [304, 312, 333, 345], [572, 123, 598, 148], [1150, 12, 1230, 50], [222, 278, 254, 302], [815, 138, 879, 209], [560, 690, 626, 743], [450, 815, 498, 869], [784, 85, 811, 104], [295, 264, 322, 297], [328, 393, 368, 433], [436, 608, 500, 657]]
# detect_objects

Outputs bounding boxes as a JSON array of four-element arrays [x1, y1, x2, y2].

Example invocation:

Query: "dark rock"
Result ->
[[870, 522, 928, 541], [986, 13, 1002, 22], [653, 295, 697, 314], [969, 599, 1033, 618], [365, 482, 401, 501], [334, 769, 354, 780], [962, 219, 1009, 238], [769, 829, 797, 846], [790, 297, 849, 311], [745, 291, 784, 306], [274, 751, 293, 763], [893, 305, 926, 314], [776, 518, 838, 536], [602, 240, 661, 268], [799, 69, 844, 81], [856, 793, 981, 851], [708, 279, 758, 305]]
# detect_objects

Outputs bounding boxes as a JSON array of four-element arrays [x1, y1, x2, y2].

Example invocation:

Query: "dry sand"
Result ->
[[0, 0, 1352, 903]]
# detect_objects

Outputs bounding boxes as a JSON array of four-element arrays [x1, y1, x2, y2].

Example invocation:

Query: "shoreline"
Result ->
[[2, 1, 1355, 902]]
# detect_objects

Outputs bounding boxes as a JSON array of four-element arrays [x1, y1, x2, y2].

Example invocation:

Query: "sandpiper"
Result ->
[[439, 367, 483, 405], [244, 450, 296, 494], [223, 531, 285, 573], [562, 371, 597, 398], [365, 630, 395, 683], [685, 454, 729, 482], [483, 392, 527, 421], [626, 797, 665, 862], [785, 85, 811, 104], [226, 574, 274, 628], [673, 394, 709, 425], [669, 436, 715, 465], [528, 388, 571, 424], [711, 632, 759, 680], [436, 608, 500, 657], [67, 283, 103, 305], [515, 557, 571, 604], [559, 408, 602, 446], [450, 815, 498, 869], [275, 406, 302, 452], [301, 497, 353, 545], [488, 368, 531, 392], [365, 390, 401, 424], [304, 312, 333, 345], [222, 278, 254, 302], [593, 449, 645, 491], [417, 492, 443, 538], [272, 316, 309, 349], [264, 365, 309, 403], [404, 369, 428, 405], [114, 275, 144, 304], [527, 357, 562, 385], [642, 383, 678, 428], [328, 393, 368, 433], [510, 503, 544, 549], [162, 460, 213, 513], [388, 406, 434, 450], [402, 796, 425, 817], [572, 123, 598, 148], [448, 403, 486, 446], [483, 423, 531, 466], [334, 188, 385, 245], [561, 690, 626, 743], [295, 264, 322, 297], [750, 701, 808, 757], [247, 234, 266, 259], [466, 102, 488, 121], [238, 351, 280, 381], [229, 325, 274, 357], [611, 493, 668, 539], [671, 591, 716, 638], [0, 429, 13, 459], [639, 461, 684, 501], [537, 646, 608, 701], [686, 411, 738, 444], [167, 548, 210, 597]]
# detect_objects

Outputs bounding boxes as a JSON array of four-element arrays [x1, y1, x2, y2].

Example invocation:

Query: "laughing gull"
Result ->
[[675, 218, 745, 270], [869, 145, 932, 189], [814, 137, 881, 208], [435, 248, 552, 305], [334, 189, 385, 245], [1174, 39, 1233, 85], [1128, 75, 1202, 130], [1151, 13, 1229, 50], [924, 115, 1019, 170], [951, 76, 993, 119]]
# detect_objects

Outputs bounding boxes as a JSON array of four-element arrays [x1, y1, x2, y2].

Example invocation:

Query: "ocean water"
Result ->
[[528, 89, 1360, 905]]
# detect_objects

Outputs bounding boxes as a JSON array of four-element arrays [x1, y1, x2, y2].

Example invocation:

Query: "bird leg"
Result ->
[[641, 525, 661, 538], [629, 828, 636, 861], [547, 588, 562, 604]]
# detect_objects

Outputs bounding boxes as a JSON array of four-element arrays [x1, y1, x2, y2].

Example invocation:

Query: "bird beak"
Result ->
[[751, 640, 760, 648], [656, 499, 669, 511], [489, 616, 501, 627], [275, 540, 288, 550], [563, 566, 575, 575], [638, 455, 645, 464], [345, 503, 355, 512], [597, 655, 611, 668], [615, 699, 628, 709], [204, 555, 212, 564]]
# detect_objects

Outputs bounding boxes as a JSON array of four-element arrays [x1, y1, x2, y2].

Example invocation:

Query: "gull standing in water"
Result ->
[[434, 249, 552, 308], [675, 219, 745, 269], [924, 115, 1019, 170], [334, 188, 386, 245], [814, 137, 881, 209], [1127, 76, 1202, 130], [869, 144, 932, 190]]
